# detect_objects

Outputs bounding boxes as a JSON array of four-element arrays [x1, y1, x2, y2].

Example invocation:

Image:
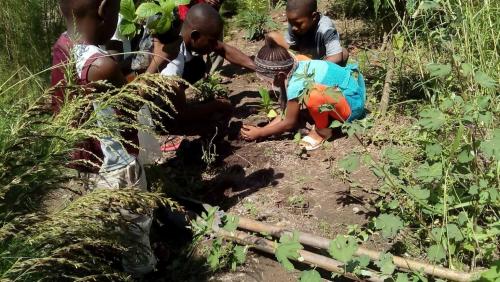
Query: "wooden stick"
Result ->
[[237, 217, 479, 282], [217, 229, 385, 282], [379, 46, 395, 116]]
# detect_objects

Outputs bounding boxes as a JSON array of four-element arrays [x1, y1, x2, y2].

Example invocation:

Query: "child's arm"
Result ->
[[241, 99, 300, 141], [214, 41, 256, 71]]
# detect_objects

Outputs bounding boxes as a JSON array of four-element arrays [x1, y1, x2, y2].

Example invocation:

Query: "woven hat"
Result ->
[[255, 37, 295, 79]]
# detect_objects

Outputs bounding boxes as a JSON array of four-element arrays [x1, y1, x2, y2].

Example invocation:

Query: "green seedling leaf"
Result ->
[[426, 63, 451, 78], [426, 143, 442, 160], [155, 13, 172, 34], [427, 244, 446, 262], [339, 154, 360, 173], [318, 103, 335, 113], [160, 0, 176, 11], [395, 273, 410, 282], [300, 269, 322, 282], [293, 132, 302, 143], [267, 109, 278, 118], [446, 224, 464, 242], [275, 231, 303, 271], [383, 147, 405, 166], [480, 129, 500, 160], [136, 2, 162, 18], [324, 87, 342, 102], [231, 245, 247, 270], [374, 214, 403, 238], [431, 227, 445, 241], [414, 162, 442, 183], [174, 0, 191, 5], [119, 19, 137, 38], [478, 260, 500, 282], [457, 149, 473, 163], [328, 235, 358, 263], [120, 0, 136, 21], [222, 214, 239, 232], [393, 32, 405, 50], [460, 63, 474, 77], [329, 120, 342, 128], [474, 71, 497, 88], [457, 211, 468, 226], [418, 108, 446, 130], [375, 253, 395, 275]]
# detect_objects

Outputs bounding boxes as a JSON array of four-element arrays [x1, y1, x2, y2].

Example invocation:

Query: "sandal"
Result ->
[[160, 136, 183, 152], [300, 136, 325, 151]]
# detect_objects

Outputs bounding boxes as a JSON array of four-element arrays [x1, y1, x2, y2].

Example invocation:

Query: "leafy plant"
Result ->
[[259, 88, 278, 119], [275, 231, 303, 271], [193, 72, 230, 102], [237, 10, 278, 41]]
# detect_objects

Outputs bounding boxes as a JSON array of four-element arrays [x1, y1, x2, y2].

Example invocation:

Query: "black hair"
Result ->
[[286, 0, 317, 15]]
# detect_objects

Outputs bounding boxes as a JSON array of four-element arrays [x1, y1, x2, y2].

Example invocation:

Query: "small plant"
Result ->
[[193, 72, 230, 102], [259, 88, 278, 119], [119, 0, 190, 39], [237, 10, 279, 41]]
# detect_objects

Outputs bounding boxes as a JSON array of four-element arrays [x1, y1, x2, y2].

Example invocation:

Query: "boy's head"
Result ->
[[286, 0, 319, 36], [181, 3, 223, 55], [59, 0, 120, 45], [255, 37, 295, 87]]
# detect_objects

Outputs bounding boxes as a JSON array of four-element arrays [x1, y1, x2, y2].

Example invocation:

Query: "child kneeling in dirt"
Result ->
[[52, 0, 155, 276], [240, 37, 366, 151], [269, 0, 349, 66]]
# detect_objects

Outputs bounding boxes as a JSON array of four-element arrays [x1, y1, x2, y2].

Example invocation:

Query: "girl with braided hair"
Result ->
[[240, 37, 366, 151]]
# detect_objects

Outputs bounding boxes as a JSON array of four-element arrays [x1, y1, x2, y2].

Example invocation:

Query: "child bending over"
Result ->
[[240, 38, 366, 151]]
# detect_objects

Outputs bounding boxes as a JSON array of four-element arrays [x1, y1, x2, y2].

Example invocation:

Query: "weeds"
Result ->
[[237, 10, 279, 41], [193, 72, 230, 102]]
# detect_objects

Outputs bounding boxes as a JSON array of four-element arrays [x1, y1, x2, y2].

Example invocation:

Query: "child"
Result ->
[[240, 37, 365, 151], [51, 0, 155, 275], [270, 0, 349, 66]]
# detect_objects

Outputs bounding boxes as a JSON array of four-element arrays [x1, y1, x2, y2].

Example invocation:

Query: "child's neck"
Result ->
[[66, 22, 98, 46]]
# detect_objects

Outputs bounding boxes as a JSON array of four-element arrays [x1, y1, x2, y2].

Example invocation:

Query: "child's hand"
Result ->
[[240, 125, 261, 141]]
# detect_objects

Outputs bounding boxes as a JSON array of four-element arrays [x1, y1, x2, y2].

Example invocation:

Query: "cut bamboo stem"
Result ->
[[237, 217, 479, 282], [379, 46, 395, 116], [217, 229, 385, 282]]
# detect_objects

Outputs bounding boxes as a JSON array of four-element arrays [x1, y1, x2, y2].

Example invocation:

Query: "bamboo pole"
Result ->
[[217, 229, 385, 282], [237, 217, 479, 282]]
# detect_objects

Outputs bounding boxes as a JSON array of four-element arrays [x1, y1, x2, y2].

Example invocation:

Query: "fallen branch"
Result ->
[[217, 228, 385, 282], [237, 217, 480, 282], [379, 46, 395, 116]]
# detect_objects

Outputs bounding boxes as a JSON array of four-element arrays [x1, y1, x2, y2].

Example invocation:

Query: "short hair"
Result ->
[[183, 3, 223, 37], [286, 0, 317, 15], [59, 0, 100, 19]]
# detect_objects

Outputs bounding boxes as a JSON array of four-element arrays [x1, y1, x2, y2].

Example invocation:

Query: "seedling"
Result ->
[[259, 88, 278, 119]]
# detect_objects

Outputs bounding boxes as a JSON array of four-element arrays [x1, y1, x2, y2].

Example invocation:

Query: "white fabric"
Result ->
[[160, 41, 193, 77]]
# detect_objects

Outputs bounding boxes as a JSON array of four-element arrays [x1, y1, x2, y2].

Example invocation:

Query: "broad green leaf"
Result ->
[[480, 129, 500, 160], [324, 87, 342, 102], [457, 211, 468, 226], [431, 227, 445, 241], [293, 132, 302, 143], [460, 63, 474, 77], [427, 244, 446, 262], [426, 63, 451, 78], [318, 103, 335, 113], [407, 186, 430, 200], [222, 214, 239, 232], [155, 13, 173, 34], [329, 120, 342, 128], [160, 0, 176, 12], [388, 199, 399, 209], [300, 269, 322, 282], [474, 71, 497, 89], [414, 162, 442, 183], [208, 238, 222, 270], [136, 2, 162, 18], [375, 253, 395, 275], [446, 224, 464, 242], [395, 273, 410, 282], [418, 108, 446, 130], [233, 245, 247, 267], [479, 260, 500, 282], [383, 147, 405, 166], [374, 214, 403, 238], [426, 143, 442, 160], [119, 19, 137, 38], [328, 235, 358, 263], [392, 32, 405, 50], [419, 0, 440, 11], [457, 149, 473, 163], [120, 0, 136, 21], [275, 231, 303, 271], [339, 154, 360, 173], [267, 109, 278, 118]]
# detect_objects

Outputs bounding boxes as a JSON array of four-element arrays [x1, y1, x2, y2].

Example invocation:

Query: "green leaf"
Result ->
[[154, 13, 173, 34], [418, 108, 446, 130], [457, 149, 474, 163], [474, 71, 497, 89], [427, 244, 446, 262], [431, 227, 445, 241], [232, 245, 247, 270], [426, 143, 442, 160], [426, 63, 451, 78], [395, 273, 410, 282], [407, 186, 430, 200], [457, 211, 468, 226], [267, 109, 278, 118], [446, 224, 464, 242], [275, 231, 303, 271], [119, 19, 137, 38], [318, 103, 335, 113], [222, 214, 239, 232], [460, 63, 474, 77], [375, 253, 395, 275], [479, 260, 500, 282], [174, 0, 191, 5], [136, 2, 162, 18], [300, 269, 322, 282], [120, 0, 136, 21], [293, 132, 302, 143], [414, 162, 442, 183], [374, 214, 403, 238], [328, 235, 358, 263], [329, 120, 342, 128], [160, 0, 176, 12], [480, 129, 500, 160], [339, 154, 360, 173], [383, 147, 405, 166], [324, 87, 343, 102]]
